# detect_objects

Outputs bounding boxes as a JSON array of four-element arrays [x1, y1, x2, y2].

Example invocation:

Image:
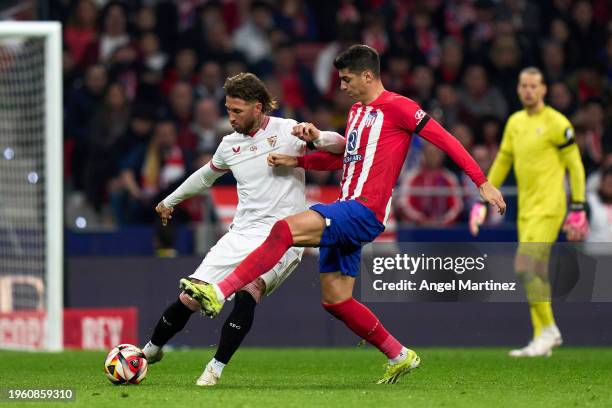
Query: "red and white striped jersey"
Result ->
[[299, 90, 487, 224]]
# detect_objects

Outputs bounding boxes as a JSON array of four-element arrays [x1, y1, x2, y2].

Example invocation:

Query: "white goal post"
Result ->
[[0, 22, 63, 351]]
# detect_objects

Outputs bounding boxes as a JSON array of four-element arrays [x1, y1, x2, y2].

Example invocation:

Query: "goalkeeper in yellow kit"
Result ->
[[470, 67, 588, 357]]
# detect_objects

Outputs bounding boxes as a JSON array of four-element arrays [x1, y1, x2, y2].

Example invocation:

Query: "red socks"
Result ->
[[322, 298, 403, 359], [218, 220, 294, 297]]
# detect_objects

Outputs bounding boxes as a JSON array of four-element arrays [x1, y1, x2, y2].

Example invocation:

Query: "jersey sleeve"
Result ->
[[550, 114, 575, 148], [396, 98, 431, 135], [488, 117, 515, 188], [551, 115, 586, 203], [210, 140, 231, 172], [297, 151, 344, 171]]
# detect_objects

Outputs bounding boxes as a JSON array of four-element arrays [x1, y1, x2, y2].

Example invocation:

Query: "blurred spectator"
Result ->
[[489, 33, 522, 110], [115, 121, 185, 223], [194, 61, 225, 109], [82, 2, 131, 67], [275, 0, 318, 42], [362, 14, 390, 56], [137, 32, 167, 102], [233, 1, 273, 66], [64, 0, 98, 70], [541, 41, 567, 84], [397, 142, 463, 226], [162, 81, 195, 152], [134, 6, 157, 36], [160, 47, 198, 96], [587, 167, 612, 243], [429, 83, 463, 128], [479, 116, 502, 158], [459, 64, 508, 124], [548, 81, 578, 118], [587, 153, 612, 194], [65, 64, 108, 190], [435, 37, 464, 86], [85, 82, 131, 212], [445, 122, 474, 175], [406, 7, 440, 68], [465, 0, 496, 58], [190, 98, 221, 153], [409, 65, 435, 106], [576, 98, 609, 172], [313, 24, 359, 97], [570, 0, 605, 67], [272, 43, 318, 118], [383, 53, 412, 96]]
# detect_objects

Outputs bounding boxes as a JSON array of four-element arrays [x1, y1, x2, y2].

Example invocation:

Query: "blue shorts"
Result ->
[[310, 200, 385, 277]]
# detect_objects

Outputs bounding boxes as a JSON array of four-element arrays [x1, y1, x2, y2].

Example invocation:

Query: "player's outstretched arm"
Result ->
[[156, 162, 226, 226], [268, 151, 344, 171], [292, 122, 346, 153]]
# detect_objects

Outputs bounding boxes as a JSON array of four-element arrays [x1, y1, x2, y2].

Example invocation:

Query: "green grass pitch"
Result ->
[[1, 347, 611, 407]]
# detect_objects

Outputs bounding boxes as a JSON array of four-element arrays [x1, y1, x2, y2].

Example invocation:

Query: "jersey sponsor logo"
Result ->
[[267, 135, 277, 147], [536, 127, 543, 135], [565, 127, 574, 141], [250, 145, 258, 152], [364, 111, 378, 127], [344, 154, 363, 164], [347, 129, 359, 153], [232, 146, 241, 154], [415, 109, 426, 122]]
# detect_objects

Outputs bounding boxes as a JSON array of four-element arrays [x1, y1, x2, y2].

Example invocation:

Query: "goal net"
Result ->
[[0, 22, 63, 351]]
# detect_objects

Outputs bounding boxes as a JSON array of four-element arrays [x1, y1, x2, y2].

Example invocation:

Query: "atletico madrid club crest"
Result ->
[[364, 111, 378, 127], [267, 135, 277, 147]]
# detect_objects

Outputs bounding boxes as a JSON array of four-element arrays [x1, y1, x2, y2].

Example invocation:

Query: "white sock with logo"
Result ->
[[142, 341, 160, 358], [389, 347, 409, 365], [208, 358, 226, 376]]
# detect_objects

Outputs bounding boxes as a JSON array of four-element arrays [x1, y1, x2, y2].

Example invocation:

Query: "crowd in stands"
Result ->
[[55, 0, 611, 228]]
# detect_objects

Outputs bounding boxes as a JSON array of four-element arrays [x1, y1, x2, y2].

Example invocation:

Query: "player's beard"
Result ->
[[232, 116, 257, 135]]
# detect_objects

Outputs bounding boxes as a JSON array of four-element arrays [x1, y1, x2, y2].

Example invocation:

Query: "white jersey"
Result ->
[[211, 116, 307, 235]]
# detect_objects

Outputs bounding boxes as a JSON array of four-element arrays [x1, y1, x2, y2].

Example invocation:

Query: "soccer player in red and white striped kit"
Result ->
[[181, 45, 506, 384]]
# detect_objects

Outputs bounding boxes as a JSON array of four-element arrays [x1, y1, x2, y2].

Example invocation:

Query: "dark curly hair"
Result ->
[[223, 73, 278, 113]]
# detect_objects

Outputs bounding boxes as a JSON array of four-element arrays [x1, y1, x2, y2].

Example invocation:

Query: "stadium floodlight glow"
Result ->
[[0, 22, 63, 351]]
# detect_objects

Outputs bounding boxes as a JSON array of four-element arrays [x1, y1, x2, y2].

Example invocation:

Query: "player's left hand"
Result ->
[[562, 203, 589, 241], [291, 122, 320, 142], [268, 153, 298, 168], [155, 201, 174, 226], [478, 181, 506, 215]]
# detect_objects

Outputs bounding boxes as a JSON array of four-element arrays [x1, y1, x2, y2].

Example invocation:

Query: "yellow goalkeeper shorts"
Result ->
[[517, 215, 565, 261]]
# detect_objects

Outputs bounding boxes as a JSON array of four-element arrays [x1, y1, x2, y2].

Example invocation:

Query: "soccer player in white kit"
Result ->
[[141, 73, 344, 386]]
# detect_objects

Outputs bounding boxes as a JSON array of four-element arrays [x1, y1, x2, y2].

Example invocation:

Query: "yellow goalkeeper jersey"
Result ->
[[488, 105, 585, 219]]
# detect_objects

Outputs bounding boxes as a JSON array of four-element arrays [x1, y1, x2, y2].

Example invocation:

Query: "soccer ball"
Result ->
[[103, 344, 148, 385]]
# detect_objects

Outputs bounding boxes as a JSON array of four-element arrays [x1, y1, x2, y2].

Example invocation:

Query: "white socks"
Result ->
[[208, 358, 226, 376], [389, 347, 409, 365], [142, 341, 160, 358]]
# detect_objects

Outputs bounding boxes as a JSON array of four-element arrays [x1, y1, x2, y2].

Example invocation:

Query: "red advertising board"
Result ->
[[0, 308, 138, 350]]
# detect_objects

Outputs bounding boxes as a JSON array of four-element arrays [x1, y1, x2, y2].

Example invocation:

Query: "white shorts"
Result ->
[[189, 231, 303, 297]]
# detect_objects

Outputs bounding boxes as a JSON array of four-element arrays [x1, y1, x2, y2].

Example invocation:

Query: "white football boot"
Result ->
[[196, 363, 220, 386], [508, 325, 563, 357]]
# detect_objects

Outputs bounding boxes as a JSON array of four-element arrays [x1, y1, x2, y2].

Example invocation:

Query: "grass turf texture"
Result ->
[[1, 348, 610, 408]]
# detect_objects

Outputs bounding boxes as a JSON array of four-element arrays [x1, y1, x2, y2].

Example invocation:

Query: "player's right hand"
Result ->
[[469, 202, 487, 236], [155, 201, 174, 226], [291, 122, 320, 142], [268, 153, 298, 168]]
